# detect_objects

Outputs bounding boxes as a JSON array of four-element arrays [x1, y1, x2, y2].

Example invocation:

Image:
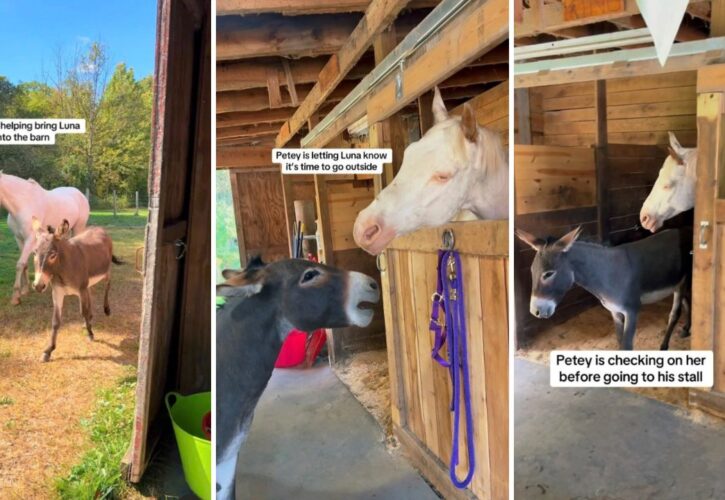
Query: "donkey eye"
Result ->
[[542, 270, 556, 281], [300, 269, 320, 284]]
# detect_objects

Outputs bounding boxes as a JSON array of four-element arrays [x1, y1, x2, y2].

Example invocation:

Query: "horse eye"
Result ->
[[432, 172, 452, 183], [300, 269, 320, 284], [542, 270, 556, 281]]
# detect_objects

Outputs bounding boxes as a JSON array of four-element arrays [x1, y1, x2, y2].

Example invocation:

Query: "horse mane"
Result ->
[[476, 125, 507, 176]]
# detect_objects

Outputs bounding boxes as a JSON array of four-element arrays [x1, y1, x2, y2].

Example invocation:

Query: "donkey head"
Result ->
[[516, 227, 582, 319], [353, 87, 483, 255], [31, 217, 71, 293], [640, 132, 696, 232], [217, 257, 380, 331]]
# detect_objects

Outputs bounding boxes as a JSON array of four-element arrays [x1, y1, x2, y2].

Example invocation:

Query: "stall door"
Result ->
[[125, 0, 211, 481], [690, 65, 725, 418]]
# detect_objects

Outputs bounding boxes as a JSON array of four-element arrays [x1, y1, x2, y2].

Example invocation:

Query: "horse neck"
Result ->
[[0, 174, 37, 215], [467, 127, 508, 218]]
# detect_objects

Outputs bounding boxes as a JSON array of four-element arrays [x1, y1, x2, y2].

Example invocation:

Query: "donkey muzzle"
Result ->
[[530, 296, 556, 319]]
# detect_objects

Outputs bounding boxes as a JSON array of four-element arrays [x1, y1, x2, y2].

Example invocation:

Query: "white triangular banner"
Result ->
[[636, 0, 689, 66]]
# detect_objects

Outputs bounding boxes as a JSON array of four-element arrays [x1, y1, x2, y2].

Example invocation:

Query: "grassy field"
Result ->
[[0, 210, 146, 497]]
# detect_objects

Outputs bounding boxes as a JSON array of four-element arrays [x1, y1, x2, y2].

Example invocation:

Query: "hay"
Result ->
[[518, 299, 691, 408]]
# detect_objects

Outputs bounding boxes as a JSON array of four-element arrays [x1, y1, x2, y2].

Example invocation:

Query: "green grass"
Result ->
[[88, 209, 148, 228], [0, 395, 14, 406], [55, 370, 137, 499]]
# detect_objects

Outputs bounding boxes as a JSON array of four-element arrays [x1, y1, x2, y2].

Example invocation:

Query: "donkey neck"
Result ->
[[465, 128, 508, 219], [567, 242, 619, 300], [0, 174, 41, 215]]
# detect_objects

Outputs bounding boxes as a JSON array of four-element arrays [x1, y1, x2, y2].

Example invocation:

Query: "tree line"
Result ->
[[0, 42, 152, 203]]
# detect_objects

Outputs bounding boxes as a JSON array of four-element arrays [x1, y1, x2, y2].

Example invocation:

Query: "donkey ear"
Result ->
[[217, 267, 265, 298], [432, 87, 448, 124], [461, 103, 478, 143], [554, 226, 582, 253], [55, 219, 70, 238], [515, 228, 544, 251], [31, 216, 42, 233]]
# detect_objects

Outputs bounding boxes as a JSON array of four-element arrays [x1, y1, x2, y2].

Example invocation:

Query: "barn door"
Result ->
[[125, 0, 211, 481], [689, 65, 725, 418]]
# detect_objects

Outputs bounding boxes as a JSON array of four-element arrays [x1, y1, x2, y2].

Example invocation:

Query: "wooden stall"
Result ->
[[514, 0, 725, 419]]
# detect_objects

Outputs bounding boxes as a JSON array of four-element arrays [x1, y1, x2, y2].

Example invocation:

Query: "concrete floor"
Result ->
[[235, 364, 438, 500], [515, 358, 725, 500]]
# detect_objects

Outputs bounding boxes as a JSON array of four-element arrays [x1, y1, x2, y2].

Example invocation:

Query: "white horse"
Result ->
[[640, 132, 697, 232], [353, 87, 509, 255], [0, 172, 89, 304]]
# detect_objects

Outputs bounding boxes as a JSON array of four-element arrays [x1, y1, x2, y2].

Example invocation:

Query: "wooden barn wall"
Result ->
[[232, 169, 289, 263], [451, 80, 509, 144], [530, 71, 698, 148], [384, 221, 508, 500], [514, 145, 598, 343]]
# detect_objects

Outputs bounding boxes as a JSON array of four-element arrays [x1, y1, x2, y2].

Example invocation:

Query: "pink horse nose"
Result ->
[[641, 214, 650, 226], [353, 217, 383, 246]]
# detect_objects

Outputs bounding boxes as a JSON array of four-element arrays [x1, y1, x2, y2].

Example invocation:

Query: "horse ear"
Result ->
[[432, 87, 448, 124], [669, 131, 685, 155], [461, 103, 478, 143], [515, 228, 544, 251], [667, 146, 685, 166], [554, 226, 582, 253], [31, 216, 42, 233]]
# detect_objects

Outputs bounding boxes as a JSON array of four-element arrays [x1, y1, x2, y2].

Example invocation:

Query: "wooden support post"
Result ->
[[712, 0, 725, 37], [514, 88, 531, 144], [417, 90, 435, 136], [113, 190, 117, 217], [280, 173, 296, 256], [313, 175, 334, 266], [594, 80, 610, 243], [135, 191, 140, 216]]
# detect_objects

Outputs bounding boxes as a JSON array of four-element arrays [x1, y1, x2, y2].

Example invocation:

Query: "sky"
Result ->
[[0, 1, 157, 84]]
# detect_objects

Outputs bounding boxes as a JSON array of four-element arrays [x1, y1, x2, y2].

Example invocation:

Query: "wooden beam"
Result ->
[[217, 108, 295, 128], [516, 0, 638, 38], [217, 123, 283, 140], [367, 0, 507, 125], [515, 40, 725, 88], [594, 80, 610, 243], [217, 14, 357, 60], [216, 146, 272, 169], [217, 80, 358, 113], [439, 64, 508, 89], [610, 14, 707, 41], [713, 0, 725, 36], [275, 0, 413, 147], [514, 88, 531, 144], [217, 0, 436, 15]]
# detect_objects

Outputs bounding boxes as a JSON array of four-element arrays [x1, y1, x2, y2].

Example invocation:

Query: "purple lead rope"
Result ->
[[429, 249, 475, 489]]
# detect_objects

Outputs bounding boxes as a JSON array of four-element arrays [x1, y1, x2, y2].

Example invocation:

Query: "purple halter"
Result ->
[[429, 242, 475, 489]]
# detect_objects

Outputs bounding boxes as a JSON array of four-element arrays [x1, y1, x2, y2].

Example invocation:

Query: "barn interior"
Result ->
[[513, 1, 725, 497], [217, 0, 508, 498]]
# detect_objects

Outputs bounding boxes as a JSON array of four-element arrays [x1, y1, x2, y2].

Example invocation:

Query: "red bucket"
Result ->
[[275, 329, 326, 368]]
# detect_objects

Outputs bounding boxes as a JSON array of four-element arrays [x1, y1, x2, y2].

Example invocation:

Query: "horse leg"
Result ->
[[661, 288, 683, 350], [103, 273, 111, 316], [621, 308, 639, 350], [13, 235, 29, 296], [12, 239, 34, 305], [42, 288, 64, 362], [80, 288, 94, 340]]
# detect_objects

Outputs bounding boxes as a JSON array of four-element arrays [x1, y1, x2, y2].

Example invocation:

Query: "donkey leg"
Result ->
[[661, 289, 683, 351], [611, 312, 624, 346], [42, 289, 64, 362], [680, 295, 692, 338], [103, 274, 111, 316], [621, 309, 639, 350], [80, 289, 94, 340]]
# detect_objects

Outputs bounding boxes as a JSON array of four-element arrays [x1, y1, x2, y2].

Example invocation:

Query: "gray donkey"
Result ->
[[215, 256, 380, 500], [516, 227, 692, 350]]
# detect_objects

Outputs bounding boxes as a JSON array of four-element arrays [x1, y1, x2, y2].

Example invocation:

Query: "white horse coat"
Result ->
[[0, 172, 89, 304]]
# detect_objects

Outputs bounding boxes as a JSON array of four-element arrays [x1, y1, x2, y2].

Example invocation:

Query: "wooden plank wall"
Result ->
[[530, 71, 698, 147], [451, 80, 509, 144], [386, 221, 508, 500], [232, 169, 289, 262], [513, 144, 598, 344]]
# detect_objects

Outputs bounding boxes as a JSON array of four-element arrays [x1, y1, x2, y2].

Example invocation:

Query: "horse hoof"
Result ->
[[10, 297, 20, 306]]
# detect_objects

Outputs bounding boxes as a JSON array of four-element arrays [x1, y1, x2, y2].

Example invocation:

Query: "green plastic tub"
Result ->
[[165, 391, 212, 500]]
